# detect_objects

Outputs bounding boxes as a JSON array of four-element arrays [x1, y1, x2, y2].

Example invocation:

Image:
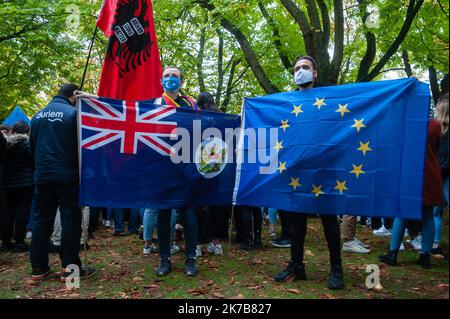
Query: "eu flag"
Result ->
[[233, 78, 430, 219], [79, 97, 240, 209]]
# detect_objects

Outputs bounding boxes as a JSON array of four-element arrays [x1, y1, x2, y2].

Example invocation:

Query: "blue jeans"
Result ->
[[144, 209, 177, 242], [156, 209, 197, 259], [434, 176, 449, 244], [108, 208, 125, 233], [260, 207, 278, 225], [390, 207, 435, 253]]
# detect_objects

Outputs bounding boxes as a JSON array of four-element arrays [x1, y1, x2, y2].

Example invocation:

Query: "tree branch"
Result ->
[[258, 0, 292, 71], [402, 49, 413, 77], [329, 0, 344, 83], [196, 0, 279, 94], [357, 2, 377, 82], [359, 0, 425, 82], [279, 0, 313, 54], [196, 23, 207, 93], [215, 28, 224, 106]]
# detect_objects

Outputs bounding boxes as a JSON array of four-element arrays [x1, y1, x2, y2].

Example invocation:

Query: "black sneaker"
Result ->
[[13, 242, 29, 253], [328, 264, 345, 290], [239, 239, 253, 251], [253, 239, 263, 249], [155, 258, 172, 276], [274, 262, 306, 282], [60, 265, 96, 282], [79, 243, 90, 251], [271, 238, 291, 248], [379, 250, 398, 266], [31, 266, 53, 281], [417, 253, 432, 269], [185, 258, 199, 276], [431, 246, 443, 255]]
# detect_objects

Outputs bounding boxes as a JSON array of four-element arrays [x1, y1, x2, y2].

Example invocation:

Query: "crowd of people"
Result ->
[[0, 56, 448, 291]]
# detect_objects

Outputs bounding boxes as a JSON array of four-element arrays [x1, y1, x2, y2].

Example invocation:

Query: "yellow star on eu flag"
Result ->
[[277, 161, 287, 174], [313, 98, 326, 110], [357, 141, 373, 156], [336, 103, 350, 118], [280, 120, 290, 132], [292, 105, 303, 117], [350, 164, 365, 178], [351, 118, 366, 133], [334, 180, 349, 194], [274, 141, 283, 152], [289, 177, 301, 191], [311, 185, 325, 198]]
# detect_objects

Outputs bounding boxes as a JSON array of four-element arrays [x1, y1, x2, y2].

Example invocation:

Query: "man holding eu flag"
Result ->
[[273, 56, 344, 290]]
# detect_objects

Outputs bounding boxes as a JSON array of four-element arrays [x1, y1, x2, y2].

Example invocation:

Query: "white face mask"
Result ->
[[294, 69, 314, 86]]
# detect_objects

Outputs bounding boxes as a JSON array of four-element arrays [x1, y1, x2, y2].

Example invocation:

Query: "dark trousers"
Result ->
[[285, 212, 342, 266], [197, 206, 230, 244], [371, 217, 393, 230], [88, 207, 102, 235], [279, 211, 290, 239], [3, 186, 33, 244], [157, 208, 197, 259], [30, 183, 82, 269], [239, 206, 262, 243], [0, 184, 7, 238]]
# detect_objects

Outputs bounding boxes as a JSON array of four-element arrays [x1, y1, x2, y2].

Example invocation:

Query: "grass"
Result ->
[[0, 216, 448, 299]]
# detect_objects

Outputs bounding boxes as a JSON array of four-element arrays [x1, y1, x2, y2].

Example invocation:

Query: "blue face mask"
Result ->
[[162, 76, 181, 92]]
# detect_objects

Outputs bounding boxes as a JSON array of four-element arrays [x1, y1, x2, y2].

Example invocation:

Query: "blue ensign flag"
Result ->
[[233, 78, 430, 219], [79, 97, 240, 209]]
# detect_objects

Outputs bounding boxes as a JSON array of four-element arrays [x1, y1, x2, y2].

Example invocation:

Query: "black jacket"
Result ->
[[30, 96, 78, 184], [438, 130, 449, 178], [0, 133, 6, 184], [3, 134, 34, 188]]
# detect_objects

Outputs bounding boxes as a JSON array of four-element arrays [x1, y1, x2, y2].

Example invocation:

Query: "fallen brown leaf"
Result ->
[[286, 288, 300, 294]]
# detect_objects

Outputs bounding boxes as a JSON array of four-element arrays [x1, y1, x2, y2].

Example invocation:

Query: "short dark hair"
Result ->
[[197, 92, 220, 112], [12, 120, 30, 134], [163, 66, 183, 81], [58, 83, 80, 99], [295, 55, 317, 70], [0, 125, 11, 132]]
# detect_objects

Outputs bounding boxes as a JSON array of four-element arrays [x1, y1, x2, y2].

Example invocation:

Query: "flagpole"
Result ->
[[227, 205, 235, 256], [80, 25, 99, 91]]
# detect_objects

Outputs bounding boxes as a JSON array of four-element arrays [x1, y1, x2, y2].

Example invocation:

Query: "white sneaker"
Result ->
[[342, 241, 371, 253], [207, 243, 223, 255], [105, 220, 112, 228], [373, 226, 391, 237], [399, 242, 405, 251], [143, 245, 152, 255], [207, 242, 215, 253], [26, 231, 32, 239], [170, 243, 180, 255], [354, 237, 370, 249], [411, 236, 422, 251], [175, 224, 184, 231]]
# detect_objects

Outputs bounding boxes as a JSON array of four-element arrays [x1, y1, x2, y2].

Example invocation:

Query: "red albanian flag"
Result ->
[[97, 0, 163, 100]]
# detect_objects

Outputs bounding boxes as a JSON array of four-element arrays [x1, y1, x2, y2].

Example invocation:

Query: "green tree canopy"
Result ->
[[0, 0, 448, 121]]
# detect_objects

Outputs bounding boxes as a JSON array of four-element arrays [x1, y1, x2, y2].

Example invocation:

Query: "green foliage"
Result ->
[[0, 0, 448, 121]]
